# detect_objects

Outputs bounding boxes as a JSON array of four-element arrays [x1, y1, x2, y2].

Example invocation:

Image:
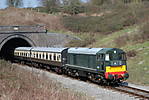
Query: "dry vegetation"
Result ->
[[0, 7, 65, 31], [0, 60, 91, 100], [114, 23, 149, 48]]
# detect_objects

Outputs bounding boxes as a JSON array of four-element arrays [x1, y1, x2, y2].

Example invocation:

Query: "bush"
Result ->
[[115, 20, 149, 47], [127, 50, 137, 58], [62, 2, 149, 34], [114, 34, 130, 47], [139, 22, 149, 41], [66, 34, 95, 47], [62, 8, 136, 33]]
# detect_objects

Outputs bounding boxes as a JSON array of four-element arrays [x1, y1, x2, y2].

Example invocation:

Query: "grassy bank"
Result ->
[[0, 60, 92, 100]]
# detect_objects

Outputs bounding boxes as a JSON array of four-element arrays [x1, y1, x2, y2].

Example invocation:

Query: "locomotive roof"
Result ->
[[68, 48, 104, 55]]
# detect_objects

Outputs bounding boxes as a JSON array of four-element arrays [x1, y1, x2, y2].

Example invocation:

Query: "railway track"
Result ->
[[112, 85, 149, 100]]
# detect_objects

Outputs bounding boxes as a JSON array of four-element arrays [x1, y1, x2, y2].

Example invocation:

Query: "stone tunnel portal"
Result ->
[[0, 38, 32, 60]]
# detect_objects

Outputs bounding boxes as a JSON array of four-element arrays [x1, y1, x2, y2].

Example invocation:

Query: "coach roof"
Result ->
[[31, 47, 68, 53], [15, 47, 32, 51], [15, 47, 68, 53]]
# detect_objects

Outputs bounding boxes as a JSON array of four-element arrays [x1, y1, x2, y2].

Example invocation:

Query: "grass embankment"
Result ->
[[0, 60, 92, 100]]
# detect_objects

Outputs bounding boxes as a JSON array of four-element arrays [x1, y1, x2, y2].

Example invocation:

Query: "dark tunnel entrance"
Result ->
[[0, 38, 32, 60]]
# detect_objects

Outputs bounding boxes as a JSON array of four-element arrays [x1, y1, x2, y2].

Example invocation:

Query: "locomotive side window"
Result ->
[[122, 53, 127, 60], [97, 54, 105, 60]]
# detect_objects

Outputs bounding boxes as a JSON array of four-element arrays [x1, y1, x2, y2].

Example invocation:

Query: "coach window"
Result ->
[[42, 53, 44, 59], [36, 53, 38, 58], [54, 54, 56, 61], [33, 52, 35, 58], [46, 53, 48, 59], [39, 54, 41, 59], [57, 55, 59, 61], [57, 55, 61, 61], [50, 54, 52, 60]]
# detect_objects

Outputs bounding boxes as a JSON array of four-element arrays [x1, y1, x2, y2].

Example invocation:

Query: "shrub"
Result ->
[[62, 8, 136, 34], [66, 34, 95, 47], [62, 2, 149, 34], [139, 22, 149, 41], [115, 34, 130, 47], [127, 50, 137, 58]]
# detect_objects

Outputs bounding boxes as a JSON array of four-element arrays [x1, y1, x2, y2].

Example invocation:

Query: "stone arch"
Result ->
[[0, 34, 35, 60]]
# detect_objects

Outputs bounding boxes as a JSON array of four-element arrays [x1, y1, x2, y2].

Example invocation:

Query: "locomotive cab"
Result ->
[[96, 48, 129, 82]]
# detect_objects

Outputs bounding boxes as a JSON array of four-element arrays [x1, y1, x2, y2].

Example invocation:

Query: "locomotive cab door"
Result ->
[[96, 54, 105, 72]]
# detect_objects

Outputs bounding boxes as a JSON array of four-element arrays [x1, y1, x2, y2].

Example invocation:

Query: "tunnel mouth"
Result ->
[[0, 38, 32, 60]]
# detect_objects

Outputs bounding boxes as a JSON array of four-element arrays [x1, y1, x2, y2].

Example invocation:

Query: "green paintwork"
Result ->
[[67, 48, 126, 73]]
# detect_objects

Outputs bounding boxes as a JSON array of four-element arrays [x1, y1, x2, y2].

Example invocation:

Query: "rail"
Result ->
[[113, 85, 149, 99]]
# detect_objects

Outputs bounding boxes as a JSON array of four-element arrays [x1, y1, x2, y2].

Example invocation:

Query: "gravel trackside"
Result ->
[[14, 64, 140, 100]]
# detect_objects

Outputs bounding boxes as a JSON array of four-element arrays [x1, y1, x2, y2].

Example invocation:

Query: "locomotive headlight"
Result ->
[[97, 66, 100, 69], [114, 50, 117, 53]]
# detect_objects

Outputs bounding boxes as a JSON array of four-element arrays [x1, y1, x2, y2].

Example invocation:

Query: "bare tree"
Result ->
[[42, 0, 61, 13], [7, 0, 22, 7]]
